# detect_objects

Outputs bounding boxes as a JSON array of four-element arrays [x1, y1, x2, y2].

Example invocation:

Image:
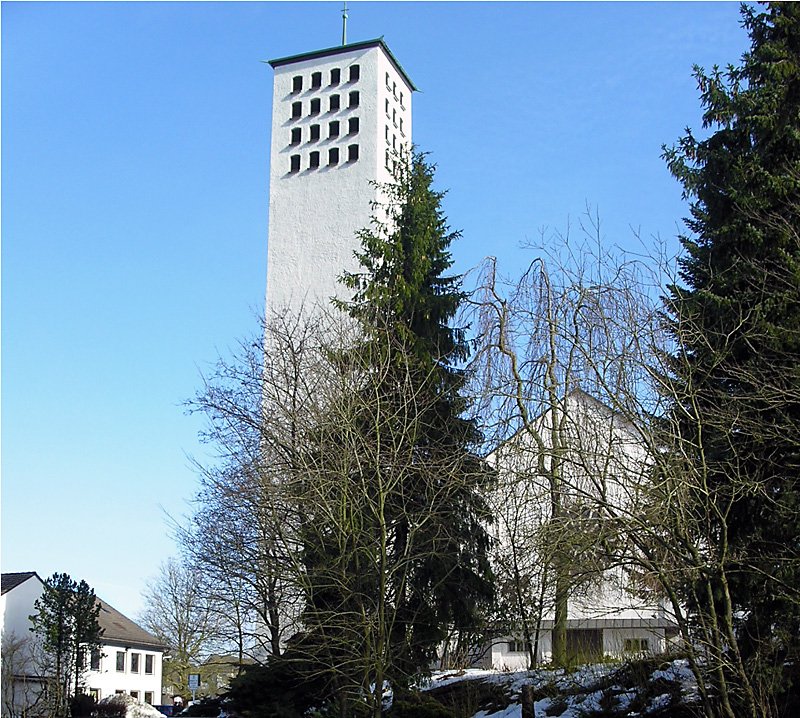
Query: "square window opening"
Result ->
[[348, 144, 359, 162], [311, 71, 322, 89], [349, 64, 360, 82], [330, 68, 341, 85]]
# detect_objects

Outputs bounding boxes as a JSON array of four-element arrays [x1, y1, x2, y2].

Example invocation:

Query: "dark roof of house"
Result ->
[[1, 572, 40, 595], [1, 572, 165, 652], [269, 38, 417, 92], [97, 599, 166, 651]]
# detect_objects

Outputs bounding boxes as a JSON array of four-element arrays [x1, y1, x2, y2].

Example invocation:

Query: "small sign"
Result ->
[[188, 674, 200, 690]]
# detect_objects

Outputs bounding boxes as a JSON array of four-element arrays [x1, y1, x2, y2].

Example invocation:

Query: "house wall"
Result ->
[[1, 575, 45, 639], [82, 643, 163, 704], [265, 42, 413, 318], [1, 578, 50, 718], [1, 577, 164, 707]]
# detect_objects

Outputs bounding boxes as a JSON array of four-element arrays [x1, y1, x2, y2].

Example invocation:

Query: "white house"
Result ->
[[1, 572, 166, 714], [482, 391, 678, 669], [265, 37, 415, 318]]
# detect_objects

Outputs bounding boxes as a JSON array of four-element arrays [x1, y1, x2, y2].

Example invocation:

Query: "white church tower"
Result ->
[[265, 38, 415, 317]]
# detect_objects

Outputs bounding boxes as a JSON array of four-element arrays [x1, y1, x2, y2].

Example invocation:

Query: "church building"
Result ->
[[265, 38, 415, 316]]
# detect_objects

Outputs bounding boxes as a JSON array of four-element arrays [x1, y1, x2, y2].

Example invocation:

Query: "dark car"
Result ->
[[154, 707, 175, 717]]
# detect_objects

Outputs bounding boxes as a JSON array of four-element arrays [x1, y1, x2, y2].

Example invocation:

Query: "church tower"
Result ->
[[265, 39, 416, 317]]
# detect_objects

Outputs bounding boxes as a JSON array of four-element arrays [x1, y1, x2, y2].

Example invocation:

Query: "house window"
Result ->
[[348, 117, 359, 135], [290, 127, 301, 145], [330, 68, 341, 85], [311, 71, 322, 89], [116, 651, 125, 672], [145, 655, 154, 675], [89, 689, 101, 702], [348, 144, 359, 162], [90, 649, 101, 671], [115, 690, 124, 695], [329, 94, 340, 111], [290, 154, 300, 173], [328, 147, 339, 165], [508, 640, 531, 653], [130, 691, 139, 700], [349, 64, 360, 82], [144, 692, 154, 705], [310, 98, 321, 115], [329, 120, 340, 138], [348, 91, 359, 108], [130, 653, 140, 673], [309, 151, 320, 169], [623, 638, 650, 653], [310, 124, 320, 141], [291, 101, 301, 119], [292, 75, 302, 93]]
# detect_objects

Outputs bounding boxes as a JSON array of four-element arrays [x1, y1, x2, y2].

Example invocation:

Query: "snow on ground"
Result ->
[[97, 694, 164, 718], [425, 658, 697, 718]]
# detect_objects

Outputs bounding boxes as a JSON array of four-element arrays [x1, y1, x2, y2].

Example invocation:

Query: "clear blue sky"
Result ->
[[3, 2, 749, 621]]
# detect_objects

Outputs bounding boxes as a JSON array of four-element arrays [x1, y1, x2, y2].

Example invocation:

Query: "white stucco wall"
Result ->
[[1, 575, 46, 640], [265, 42, 413, 319], [485, 392, 677, 668], [83, 644, 163, 704]]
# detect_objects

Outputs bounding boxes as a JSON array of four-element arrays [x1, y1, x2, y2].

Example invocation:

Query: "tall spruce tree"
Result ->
[[663, 4, 800, 714], [338, 150, 494, 682]]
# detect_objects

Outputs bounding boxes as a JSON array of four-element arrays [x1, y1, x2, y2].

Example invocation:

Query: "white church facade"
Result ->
[[263, 38, 676, 670], [480, 391, 678, 669]]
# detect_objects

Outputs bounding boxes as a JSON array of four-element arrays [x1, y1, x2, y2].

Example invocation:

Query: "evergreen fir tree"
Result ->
[[30, 573, 103, 717], [664, 3, 800, 711], [338, 150, 495, 682]]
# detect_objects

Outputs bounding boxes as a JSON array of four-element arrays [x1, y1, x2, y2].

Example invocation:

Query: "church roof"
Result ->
[[269, 38, 417, 92]]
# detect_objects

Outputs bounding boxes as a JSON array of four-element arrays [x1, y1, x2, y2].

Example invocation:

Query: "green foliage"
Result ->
[[29, 573, 103, 717], [292, 150, 494, 715], [224, 645, 333, 718], [388, 692, 455, 718], [69, 692, 96, 718], [663, 2, 800, 713], [339, 150, 495, 678]]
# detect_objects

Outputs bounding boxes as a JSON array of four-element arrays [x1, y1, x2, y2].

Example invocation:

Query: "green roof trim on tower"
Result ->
[[268, 38, 418, 92]]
